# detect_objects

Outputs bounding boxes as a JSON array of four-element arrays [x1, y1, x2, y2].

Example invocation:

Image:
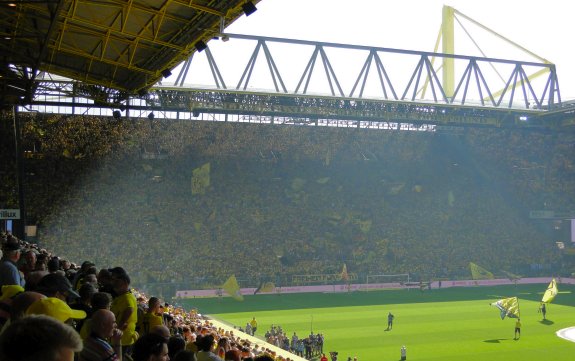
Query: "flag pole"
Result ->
[[310, 315, 313, 334]]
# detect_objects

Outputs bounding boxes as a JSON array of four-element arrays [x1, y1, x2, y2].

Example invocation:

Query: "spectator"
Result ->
[[24, 253, 49, 291], [137, 297, 164, 336], [0, 314, 82, 361], [18, 250, 36, 279], [80, 291, 113, 340], [109, 267, 138, 357], [196, 334, 223, 361], [168, 335, 186, 359], [132, 333, 169, 361], [0, 285, 24, 329], [80, 309, 123, 361], [151, 325, 171, 340], [71, 283, 96, 332], [174, 350, 197, 361], [0, 237, 24, 288]]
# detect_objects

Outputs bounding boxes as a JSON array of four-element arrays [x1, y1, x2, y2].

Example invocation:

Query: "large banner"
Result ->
[[292, 273, 357, 284]]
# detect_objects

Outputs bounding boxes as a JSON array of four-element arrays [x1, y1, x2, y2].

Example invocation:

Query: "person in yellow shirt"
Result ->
[[136, 297, 164, 336], [109, 267, 138, 357], [514, 318, 521, 340], [250, 317, 258, 335]]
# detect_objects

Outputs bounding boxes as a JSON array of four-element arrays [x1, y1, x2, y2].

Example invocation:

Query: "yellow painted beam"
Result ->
[[442, 5, 455, 98]]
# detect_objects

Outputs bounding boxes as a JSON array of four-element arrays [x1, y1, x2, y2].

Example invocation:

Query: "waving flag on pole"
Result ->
[[469, 262, 494, 280], [541, 278, 558, 303], [491, 297, 520, 319], [222, 275, 244, 301], [340, 263, 349, 283]]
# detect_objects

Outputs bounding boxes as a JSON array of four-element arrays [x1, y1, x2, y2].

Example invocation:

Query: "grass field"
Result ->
[[179, 284, 575, 361]]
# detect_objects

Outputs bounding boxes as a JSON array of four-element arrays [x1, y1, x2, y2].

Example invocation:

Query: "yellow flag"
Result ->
[[541, 278, 558, 303], [222, 275, 243, 301], [254, 282, 275, 294], [469, 262, 494, 280], [341, 263, 349, 282], [191, 163, 210, 195], [491, 296, 520, 319]]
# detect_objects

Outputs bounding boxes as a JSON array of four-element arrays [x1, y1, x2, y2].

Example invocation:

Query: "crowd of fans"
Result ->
[[1, 112, 574, 292], [0, 233, 298, 361]]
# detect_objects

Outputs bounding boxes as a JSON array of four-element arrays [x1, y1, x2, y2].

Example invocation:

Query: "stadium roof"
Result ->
[[0, 0, 261, 108]]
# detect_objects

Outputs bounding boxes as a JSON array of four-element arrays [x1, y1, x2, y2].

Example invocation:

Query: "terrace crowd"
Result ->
[[0, 233, 303, 361], [1, 113, 573, 292]]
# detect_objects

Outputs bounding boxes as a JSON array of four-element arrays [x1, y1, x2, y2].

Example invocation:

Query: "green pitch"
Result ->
[[178, 284, 575, 360]]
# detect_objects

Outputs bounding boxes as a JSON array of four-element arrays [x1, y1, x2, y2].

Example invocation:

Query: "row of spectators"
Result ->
[[0, 232, 299, 361]]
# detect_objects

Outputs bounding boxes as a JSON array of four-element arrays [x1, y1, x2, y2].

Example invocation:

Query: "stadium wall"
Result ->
[[175, 277, 574, 298]]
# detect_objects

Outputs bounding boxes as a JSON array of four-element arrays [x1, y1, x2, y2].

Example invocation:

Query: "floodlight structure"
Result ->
[[242, 1, 257, 16], [195, 40, 207, 52]]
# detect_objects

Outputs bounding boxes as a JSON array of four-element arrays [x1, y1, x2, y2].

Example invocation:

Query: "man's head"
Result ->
[[0, 314, 82, 361], [150, 325, 171, 340], [148, 296, 161, 313], [9, 291, 46, 322], [60, 259, 71, 271], [83, 274, 98, 287], [109, 267, 131, 293], [36, 273, 80, 300], [91, 292, 112, 310], [91, 309, 117, 339], [97, 268, 112, 286], [78, 283, 96, 304], [80, 261, 95, 272], [195, 334, 215, 352], [2, 236, 21, 261], [23, 250, 37, 267], [47, 257, 60, 273]]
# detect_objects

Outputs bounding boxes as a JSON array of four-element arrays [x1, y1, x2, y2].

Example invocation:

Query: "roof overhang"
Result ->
[[0, 0, 261, 107]]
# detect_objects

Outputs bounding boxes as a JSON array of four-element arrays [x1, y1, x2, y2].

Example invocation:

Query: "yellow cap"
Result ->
[[26, 297, 86, 322], [0, 285, 24, 301]]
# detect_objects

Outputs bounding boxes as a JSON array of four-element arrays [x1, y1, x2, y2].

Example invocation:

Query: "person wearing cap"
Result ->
[[0, 314, 82, 361], [0, 236, 25, 288], [109, 267, 138, 356], [36, 273, 81, 301], [26, 296, 87, 323], [0, 285, 25, 329], [80, 309, 123, 361]]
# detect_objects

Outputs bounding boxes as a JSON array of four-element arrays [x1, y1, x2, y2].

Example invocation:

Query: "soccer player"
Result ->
[[540, 303, 547, 320]]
